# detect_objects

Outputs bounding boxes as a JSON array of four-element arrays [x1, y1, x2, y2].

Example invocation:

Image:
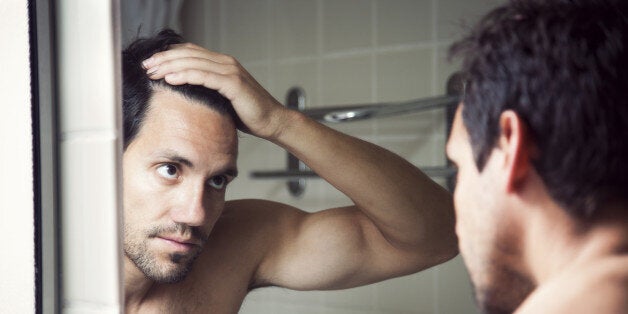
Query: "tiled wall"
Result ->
[[182, 0, 502, 313], [57, 0, 123, 313]]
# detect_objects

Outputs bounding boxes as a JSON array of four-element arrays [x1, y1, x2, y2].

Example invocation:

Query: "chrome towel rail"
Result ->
[[249, 72, 464, 196]]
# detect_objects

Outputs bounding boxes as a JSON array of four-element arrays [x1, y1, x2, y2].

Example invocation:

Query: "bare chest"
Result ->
[[130, 243, 261, 313], [133, 267, 252, 314]]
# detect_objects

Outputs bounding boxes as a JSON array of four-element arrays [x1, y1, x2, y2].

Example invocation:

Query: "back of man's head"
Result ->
[[450, 0, 628, 216], [122, 29, 237, 150]]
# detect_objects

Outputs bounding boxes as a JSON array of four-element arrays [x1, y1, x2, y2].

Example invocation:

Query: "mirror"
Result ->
[[120, 1, 502, 313]]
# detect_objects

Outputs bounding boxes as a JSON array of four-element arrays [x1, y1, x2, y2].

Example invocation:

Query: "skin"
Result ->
[[123, 43, 458, 313], [446, 105, 628, 314]]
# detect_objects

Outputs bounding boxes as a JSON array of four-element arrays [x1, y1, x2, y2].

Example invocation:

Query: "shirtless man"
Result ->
[[122, 30, 457, 312], [446, 1, 628, 313]]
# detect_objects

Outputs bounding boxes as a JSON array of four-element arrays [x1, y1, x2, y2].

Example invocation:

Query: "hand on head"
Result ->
[[141, 43, 289, 140]]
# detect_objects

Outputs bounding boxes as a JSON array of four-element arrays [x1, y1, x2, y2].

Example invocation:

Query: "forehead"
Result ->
[[129, 89, 238, 161]]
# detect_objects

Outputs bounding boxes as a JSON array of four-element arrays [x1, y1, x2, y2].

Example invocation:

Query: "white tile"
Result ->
[[272, 289, 326, 308], [180, 0, 221, 51], [272, 0, 318, 59], [321, 55, 373, 106], [222, 0, 271, 62], [322, 308, 379, 314], [435, 256, 480, 314], [57, 0, 117, 134], [276, 303, 326, 314], [376, 107, 443, 139], [60, 137, 121, 306], [436, 0, 504, 40], [239, 297, 277, 314], [377, 0, 433, 46], [271, 61, 319, 108], [322, 285, 375, 311], [322, 0, 373, 52], [376, 48, 435, 103], [375, 271, 436, 312]]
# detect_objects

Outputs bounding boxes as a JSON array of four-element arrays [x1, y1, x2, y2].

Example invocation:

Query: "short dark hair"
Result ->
[[122, 29, 237, 149], [449, 0, 628, 216]]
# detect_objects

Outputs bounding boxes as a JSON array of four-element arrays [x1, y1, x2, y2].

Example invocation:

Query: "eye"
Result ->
[[207, 175, 227, 190], [156, 164, 179, 180]]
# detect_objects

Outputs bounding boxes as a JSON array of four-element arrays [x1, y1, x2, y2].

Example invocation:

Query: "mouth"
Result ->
[[155, 236, 201, 252]]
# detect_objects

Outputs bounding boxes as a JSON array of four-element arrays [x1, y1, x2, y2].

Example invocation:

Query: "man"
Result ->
[[446, 0, 628, 313], [122, 30, 457, 312]]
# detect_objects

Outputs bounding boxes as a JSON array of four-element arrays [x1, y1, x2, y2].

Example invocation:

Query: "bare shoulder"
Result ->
[[517, 256, 628, 314], [206, 199, 308, 258], [219, 199, 307, 235]]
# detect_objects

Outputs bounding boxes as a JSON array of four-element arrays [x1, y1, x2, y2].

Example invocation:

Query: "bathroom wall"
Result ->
[[181, 0, 502, 313], [0, 1, 34, 312], [56, 0, 123, 312]]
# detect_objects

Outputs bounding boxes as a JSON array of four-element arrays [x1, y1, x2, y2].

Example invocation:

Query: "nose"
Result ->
[[170, 185, 208, 227]]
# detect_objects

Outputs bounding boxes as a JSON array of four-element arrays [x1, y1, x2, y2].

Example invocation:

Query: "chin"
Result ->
[[146, 254, 196, 283], [470, 265, 535, 314], [127, 246, 201, 284]]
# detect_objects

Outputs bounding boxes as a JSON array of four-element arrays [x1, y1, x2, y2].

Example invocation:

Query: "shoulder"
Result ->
[[517, 256, 628, 314], [205, 199, 312, 258], [221, 199, 308, 230]]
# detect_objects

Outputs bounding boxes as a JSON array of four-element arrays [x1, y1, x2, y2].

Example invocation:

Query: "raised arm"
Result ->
[[142, 43, 458, 290]]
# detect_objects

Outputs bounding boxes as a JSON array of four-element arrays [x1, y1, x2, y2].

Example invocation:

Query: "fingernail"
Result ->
[[142, 57, 154, 69]]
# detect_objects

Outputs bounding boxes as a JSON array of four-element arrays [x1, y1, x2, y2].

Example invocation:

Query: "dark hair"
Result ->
[[122, 29, 237, 149], [449, 0, 628, 216]]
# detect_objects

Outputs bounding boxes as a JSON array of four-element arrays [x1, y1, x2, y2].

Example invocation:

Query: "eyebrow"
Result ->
[[159, 150, 239, 178]]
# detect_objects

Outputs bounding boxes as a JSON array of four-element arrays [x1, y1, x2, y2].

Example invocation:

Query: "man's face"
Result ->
[[122, 88, 238, 283], [446, 105, 532, 312]]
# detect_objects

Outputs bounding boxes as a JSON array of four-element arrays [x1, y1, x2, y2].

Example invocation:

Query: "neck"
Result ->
[[124, 257, 154, 310], [524, 200, 628, 284]]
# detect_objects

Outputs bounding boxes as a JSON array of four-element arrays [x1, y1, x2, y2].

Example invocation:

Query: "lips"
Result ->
[[155, 236, 201, 251]]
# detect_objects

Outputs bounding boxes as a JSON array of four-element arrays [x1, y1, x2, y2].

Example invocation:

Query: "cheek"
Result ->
[[452, 170, 484, 255], [123, 165, 168, 223]]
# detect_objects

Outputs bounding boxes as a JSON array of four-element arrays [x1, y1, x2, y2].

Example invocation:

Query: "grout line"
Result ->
[[371, 0, 378, 103], [241, 42, 453, 67], [371, 0, 379, 138], [431, 0, 439, 96], [316, 0, 323, 108], [266, 0, 274, 92], [219, 0, 226, 51]]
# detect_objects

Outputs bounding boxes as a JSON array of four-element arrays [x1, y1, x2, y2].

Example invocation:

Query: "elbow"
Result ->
[[435, 233, 459, 265]]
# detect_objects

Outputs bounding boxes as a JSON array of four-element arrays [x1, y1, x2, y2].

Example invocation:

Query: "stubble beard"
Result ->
[[124, 223, 207, 284], [469, 263, 535, 314]]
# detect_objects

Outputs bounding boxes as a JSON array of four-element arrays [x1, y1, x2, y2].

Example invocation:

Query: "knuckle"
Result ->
[[150, 51, 164, 61], [225, 64, 240, 75], [222, 54, 238, 65], [228, 73, 244, 87]]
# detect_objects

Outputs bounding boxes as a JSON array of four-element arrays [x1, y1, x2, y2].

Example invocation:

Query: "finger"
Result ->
[[163, 69, 242, 100], [146, 57, 238, 80], [143, 44, 236, 68]]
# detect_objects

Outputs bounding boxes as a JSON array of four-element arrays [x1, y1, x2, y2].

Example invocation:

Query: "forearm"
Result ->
[[268, 109, 457, 254]]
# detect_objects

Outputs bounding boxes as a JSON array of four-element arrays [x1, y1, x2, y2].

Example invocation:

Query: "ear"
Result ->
[[497, 110, 535, 193]]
